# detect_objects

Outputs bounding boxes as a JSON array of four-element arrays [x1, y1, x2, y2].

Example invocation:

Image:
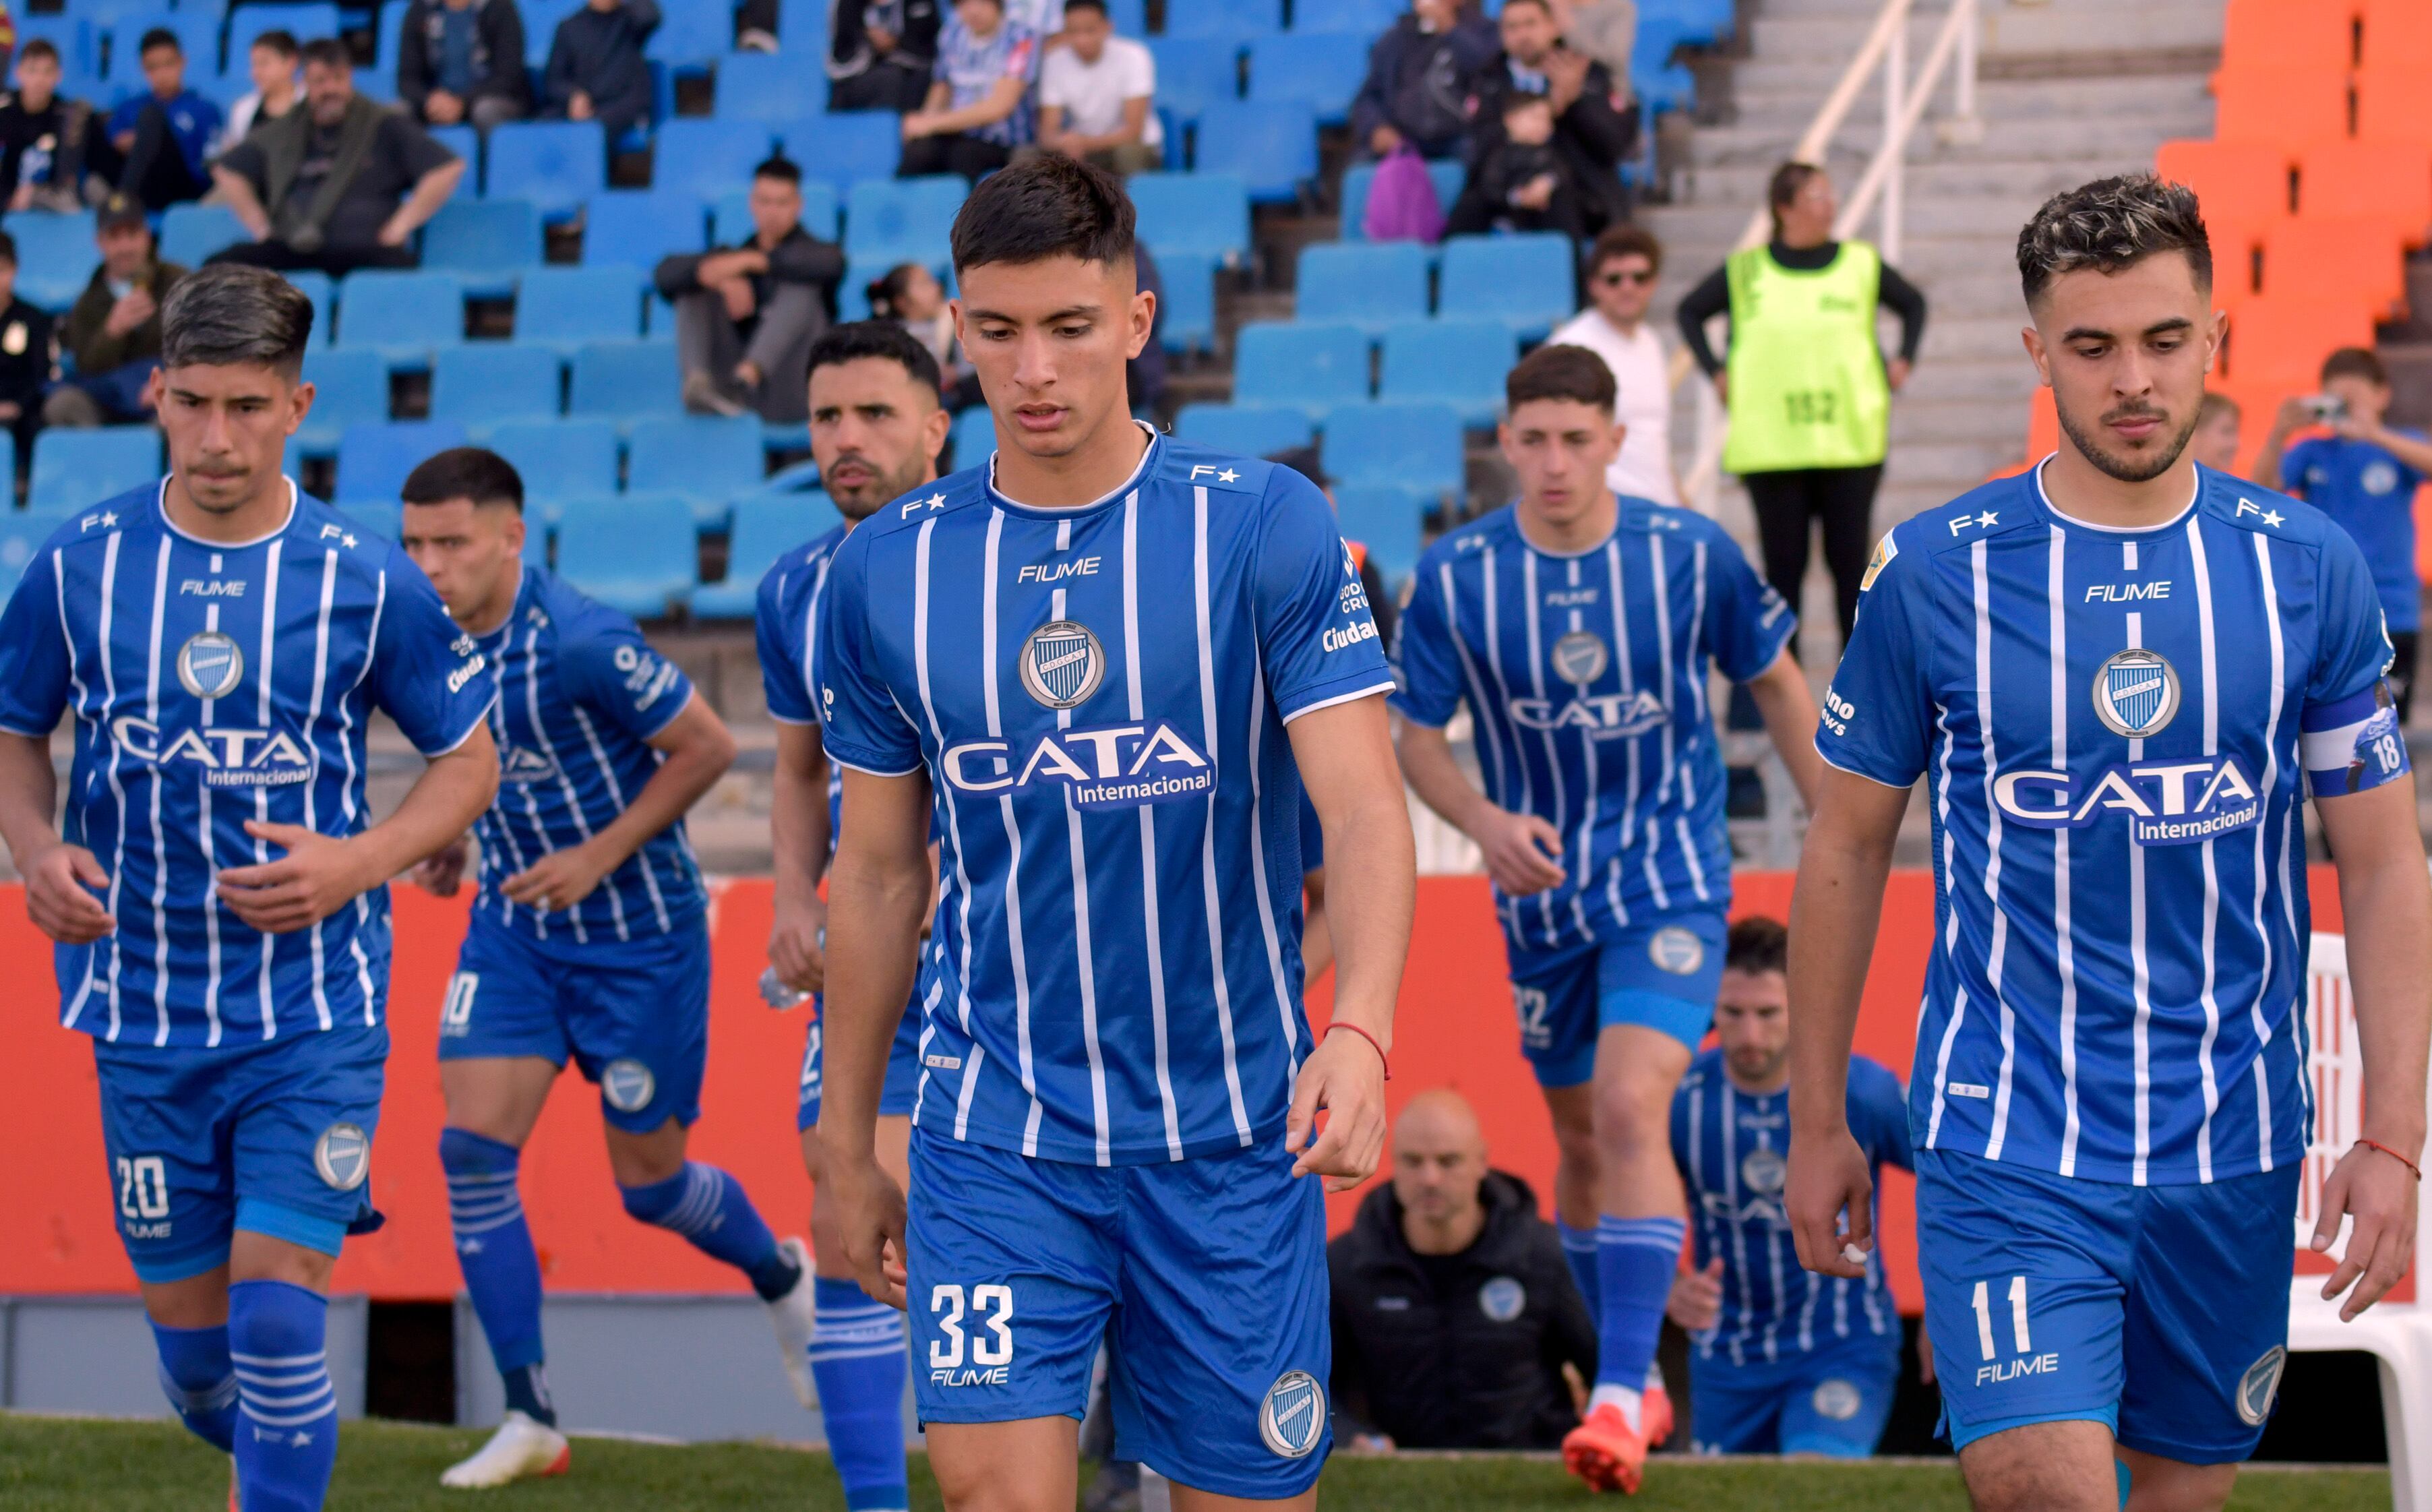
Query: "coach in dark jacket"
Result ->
[[1349, 0, 1498, 160], [1329, 1090, 1596, 1451], [1468, 0, 1636, 234]]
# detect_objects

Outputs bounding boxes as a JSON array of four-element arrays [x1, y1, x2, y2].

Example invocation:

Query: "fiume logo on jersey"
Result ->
[[2238, 1346, 2287, 1426], [603, 1059, 657, 1114], [313, 1124, 370, 1191], [111, 717, 313, 787], [1019, 620, 1105, 709], [1259, 1370, 1326, 1459], [2092, 648, 2181, 739], [1993, 755, 2261, 846], [175, 631, 244, 700], [942, 723, 1215, 811]]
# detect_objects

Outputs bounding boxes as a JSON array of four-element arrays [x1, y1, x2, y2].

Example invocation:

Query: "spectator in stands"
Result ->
[[0, 230, 53, 460], [1469, 0, 1634, 237], [1678, 162, 1924, 658], [820, 0, 942, 111], [2190, 390, 2241, 477], [1444, 92, 1585, 241], [1350, 0, 1498, 161], [210, 40, 467, 278], [1035, 0, 1158, 176], [1550, 226, 1677, 505], [2257, 347, 2432, 721], [543, 0, 659, 139], [1330, 1089, 1595, 1452], [868, 262, 958, 377], [220, 30, 302, 151], [399, 0, 532, 132], [657, 156, 843, 426], [0, 39, 94, 213], [96, 28, 220, 213], [900, 0, 1040, 181], [42, 193, 179, 429]]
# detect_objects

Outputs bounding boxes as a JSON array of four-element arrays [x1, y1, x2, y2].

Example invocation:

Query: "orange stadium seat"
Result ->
[[2157, 140, 2292, 225], [2361, 0, 2432, 70], [2224, 298, 2378, 390], [2206, 215, 2268, 298], [2299, 139, 2432, 237], [2261, 218, 2408, 315], [2224, 0, 2358, 73], [2357, 65, 2432, 143], [2213, 67, 2353, 148]]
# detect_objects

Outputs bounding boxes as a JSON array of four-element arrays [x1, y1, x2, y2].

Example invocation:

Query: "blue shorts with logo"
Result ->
[[1506, 908, 1727, 1087], [1916, 1149, 2299, 1462], [797, 987, 927, 1130], [907, 1130, 1331, 1499], [1689, 1334, 1899, 1456], [93, 1023, 388, 1283], [437, 912, 710, 1132]]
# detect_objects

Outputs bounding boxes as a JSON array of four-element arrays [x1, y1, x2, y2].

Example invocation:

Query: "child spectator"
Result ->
[[543, 0, 659, 138], [97, 28, 220, 212], [0, 38, 94, 212], [44, 194, 179, 427], [2190, 390, 2242, 477], [901, 0, 1038, 181], [1445, 92, 1584, 241], [1470, 0, 1635, 237], [866, 260, 969, 396], [221, 30, 302, 150], [0, 229, 52, 459], [399, 0, 531, 131], [1036, 0, 1157, 175]]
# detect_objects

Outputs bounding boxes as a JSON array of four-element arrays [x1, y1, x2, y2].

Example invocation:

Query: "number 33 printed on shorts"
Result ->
[[929, 1283, 1016, 1387]]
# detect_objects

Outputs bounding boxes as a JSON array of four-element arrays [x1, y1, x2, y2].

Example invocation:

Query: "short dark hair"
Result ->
[[1502, 88, 1552, 116], [0, 230, 18, 266], [2197, 390, 2240, 425], [2321, 346, 2389, 388], [159, 264, 314, 375], [1505, 342, 1617, 415], [17, 38, 57, 65], [806, 319, 944, 395], [753, 154, 802, 185], [300, 37, 353, 73], [1501, 0, 1554, 14], [139, 26, 182, 56], [1265, 445, 1328, 491], [1063, 0, 1109, 15], [1767, 160, 1823, 237], [402, 447, 526, 512], [251, 29, 301, 59], [2017, 173, 2212, 307], [1586, 222, 1662, 278], [950, 151, 1134, 274], [1726, 915, 1788, 976]]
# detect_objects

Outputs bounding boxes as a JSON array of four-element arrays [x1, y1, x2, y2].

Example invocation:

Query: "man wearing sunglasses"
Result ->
[[1550, 225, 1680, 507]]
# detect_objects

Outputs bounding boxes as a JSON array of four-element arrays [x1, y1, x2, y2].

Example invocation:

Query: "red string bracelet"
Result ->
[[2358, 1139, 2423, 1182], [1326, 1022, 1391, 1080]]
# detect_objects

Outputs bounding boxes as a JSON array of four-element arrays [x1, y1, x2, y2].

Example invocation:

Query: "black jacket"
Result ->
[[544, 0, 660, 133], [1349, 13, 1499, 156], [828, 0, 941, 75], [655, 223, 846, 319], [398, 0, 532, 115], [1328, 1172, 1595, 1450], [1468, 49, 1637, 228]]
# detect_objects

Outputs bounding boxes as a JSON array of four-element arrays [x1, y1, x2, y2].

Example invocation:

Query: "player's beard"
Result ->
[[830, 450, 932, 523], [2056, 394, 2202, 484]]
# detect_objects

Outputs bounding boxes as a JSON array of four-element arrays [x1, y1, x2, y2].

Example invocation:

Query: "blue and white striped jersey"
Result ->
[[469, 567, 703, 942], [1673, 1051, 1910, 1367], [0, 481, 497, 1048], [815, 432, 1395, 1166], [1820, 462, 2408, 1186], [1391, 501, 1794, 952]]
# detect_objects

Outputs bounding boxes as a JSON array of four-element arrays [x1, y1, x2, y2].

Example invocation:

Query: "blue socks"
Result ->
[[811, 1277, 910, 1512], [1593, 1215, 1684, 1394], [619, 1163, 801, 1302], [151, 1321, 237, 1453], [229, 1279, 338, 1512], [1558, 1220, 1602, 1322], [439, 1128, 557, 1426]]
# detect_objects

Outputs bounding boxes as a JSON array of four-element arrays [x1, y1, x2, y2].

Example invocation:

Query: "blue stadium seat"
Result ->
[[1337, 158, 1465, 242], [626, 413, 764, 521], [375, 0, 408, 67], [1295, 242, 1428, 332], [843, 175, 965, 262], [1232, 321, 1370, 414], [568, 340, 681, 421], [485, 120, 605, 220], [1162, 0, 1282, 39], [775, 111, 901, 189], [63, 0, 159, 27], [1128, 173, 1250, 264], [714, 181, 839, 243], [335, 421, 468, 504], [944, 405, 992, 469], [489, 417, 621, 510], [522, 0, 583, 67], [514, 264, 649, 351], [715, 49, 822, 121], [9, 210, 98, 312], [1174, 402, 1314, 456], [104, 13, 213, 86], [1321, 401, 1463, 497], [1245, 32, 1369, 124], [1155, 249, 1217, 355], [692, 489, 834, 616], [1099, 0, 1147, 32], [644, 0, 733, 67], [1438, 233, 1575, 337], [430, 344, 566, 433], [1292, 0, 1401, 32], [159, 202, 247, 268], [296, 348, 392, 458], [427, 124, 480, 193], [28, 427, 158, 515], [334, 270, 464, 365], [1378, 319, 1514, 427], [284, 269, 334, 349], [1333, 482, 1426, 584], [228, 5, 338, 72], [421, 199, 543, 298], [553, 496, 696, 616], [585, 191, 708, 268], [1144, 38, 1239, 123], [0, 514, 47, 591], [355, 64, 396, 103], [1191, 101, 1317, 202], [652, 119, 773, 204], [340, 501, 404, 543]]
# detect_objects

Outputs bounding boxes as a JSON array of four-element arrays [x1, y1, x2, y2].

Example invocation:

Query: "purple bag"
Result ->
[[1363, 148, 1446, 243]]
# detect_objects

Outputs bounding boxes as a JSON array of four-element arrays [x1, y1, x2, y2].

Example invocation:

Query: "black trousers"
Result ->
[[2390, 630, 2419, 725], [208, 240, 419, 278], [93, 102, 210, 212], [831, 61, 934, 113], [899, 131, 1011, 182], [1742, 462, 1884, 655]]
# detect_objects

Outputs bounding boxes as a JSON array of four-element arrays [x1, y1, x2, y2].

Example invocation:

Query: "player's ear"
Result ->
[[921, 398, 952, 465], [286, 374, 315, 437], [1124, 286, 1155, 362]]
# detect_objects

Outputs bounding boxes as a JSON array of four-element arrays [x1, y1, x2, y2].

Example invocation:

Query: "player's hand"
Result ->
[[24, 840, 115, 944], [501, 842, 613, 914], [826, 1149, 909, 1309], [1786, 1123, 1873, 1279], [1285, 1025, 1389, 1192], [2313, 1138, 2421, 1321], [1887, 357, 1912, 391], [769, 894, 828, 995], [1474, 805, 1566, 896], [409, 835, 471, 897], [1666, 1256, 1724, 1332], [216, 822, 374, 934]]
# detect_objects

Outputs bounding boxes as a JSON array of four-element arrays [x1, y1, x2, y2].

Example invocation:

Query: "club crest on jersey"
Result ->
[[2237, 1346, 2286, 1426], [1813, 1379, 1863, 1422], [1740, 1146, 1786, 1195], [175, 631, 245, 700], [1018, 620, 1105, 710], [2092, 648, 2180, 739], [602, 1059, 657, 1113], [1258, 1370, 1326, 1459], [312, 1123, 370, 1191], [499, 746, 561, 784], [1551, 630, 1609, 686], [1859, 531, 1897, 593], [1649, 926, 1705, 975], [942, 722, 1214, 810], [1993, 755, 2261, 846], [1478, 1275, 1525, 1323]]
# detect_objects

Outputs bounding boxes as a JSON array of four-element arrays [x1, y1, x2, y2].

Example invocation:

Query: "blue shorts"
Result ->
[[437, 913, 710, 1132], [1506, 909, 1726, 1087], [93, 1023, 388, 1283], [798, 987, 927, 1130], [907, 1130, 1331, 1499], [1689, 1336, 1899, 1456], [1916, 1149, 2299, 1463]]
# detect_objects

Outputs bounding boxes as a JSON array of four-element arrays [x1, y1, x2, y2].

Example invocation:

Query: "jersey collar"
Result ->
[[2031, 453, 2201, 536], [154, 475, 300, 550], [1510, 495, 1624, 559], [983, 419, 1159, 520]]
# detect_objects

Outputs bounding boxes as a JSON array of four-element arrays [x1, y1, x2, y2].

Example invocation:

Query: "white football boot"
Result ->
[[767, 1236, 820, 1410], [439, 1411, 572, 1489]]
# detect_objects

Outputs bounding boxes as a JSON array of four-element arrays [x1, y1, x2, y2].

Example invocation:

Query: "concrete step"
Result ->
[[1724, 76, 2214, 133], [1678, 155, 2185, 205], [1917, 315, 2048, 362], [1886, 394, 2037, 444]]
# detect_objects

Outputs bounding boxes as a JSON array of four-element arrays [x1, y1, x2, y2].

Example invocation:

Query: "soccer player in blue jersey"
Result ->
[[814, 153, 1416, 1510], [396, 447, 816, 1489], [0, 264, 501, 1512], [1667, 915, 1915, 1457], [1788, 175, 2432, 1512], [758, 320, 952, 1512], [1392, 342, 1823, 1492]]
